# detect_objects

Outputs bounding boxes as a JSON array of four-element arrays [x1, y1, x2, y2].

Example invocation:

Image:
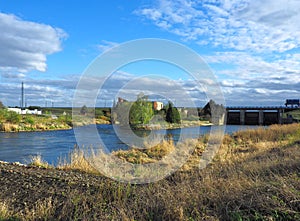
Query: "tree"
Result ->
[[80, 105, 88, 115], [0, 101, 4, 109], [129, 96, 154, 125], [166, 102, 181, 124]]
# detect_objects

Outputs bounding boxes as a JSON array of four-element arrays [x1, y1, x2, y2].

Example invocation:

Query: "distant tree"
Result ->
[[28, 106, 41, 110], [113, 102, 131, 124], [0, 101, 5, 109], [80, 105, 88, 115], [166, 102, 181, 124]]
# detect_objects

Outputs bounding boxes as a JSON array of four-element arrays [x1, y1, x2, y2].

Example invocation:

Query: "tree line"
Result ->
[[112, 96, 181, 125]]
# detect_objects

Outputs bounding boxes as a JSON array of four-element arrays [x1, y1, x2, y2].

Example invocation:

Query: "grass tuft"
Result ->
[[58, 145, 99, 174], [28, 154, 51, 169]]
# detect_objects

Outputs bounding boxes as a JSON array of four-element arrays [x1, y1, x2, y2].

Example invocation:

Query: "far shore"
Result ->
[[0, 119, 213, 133]]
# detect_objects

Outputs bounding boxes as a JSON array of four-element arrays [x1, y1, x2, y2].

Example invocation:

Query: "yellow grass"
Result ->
[[2, 123, 299, 220], [57, 145, 99, 174], [28, 154, 51, 169]]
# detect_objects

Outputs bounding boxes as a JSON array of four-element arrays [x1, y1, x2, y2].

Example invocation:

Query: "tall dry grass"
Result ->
[[28, 154, 51, 168], [57, 145, 99, 174], [2, 123, 300, 220]]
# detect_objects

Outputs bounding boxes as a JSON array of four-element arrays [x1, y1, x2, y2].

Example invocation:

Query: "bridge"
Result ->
[[226, 106, 298, 125]]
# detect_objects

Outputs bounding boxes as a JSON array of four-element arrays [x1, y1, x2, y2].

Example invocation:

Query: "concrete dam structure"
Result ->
[[226, 106, 297, 125]]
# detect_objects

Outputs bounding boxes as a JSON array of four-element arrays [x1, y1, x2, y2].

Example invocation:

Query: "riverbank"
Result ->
[[0, 118, 209, 132], [129, 120, 212, 130], [0, 124, 299, 220], [0, 122, 72, 132]]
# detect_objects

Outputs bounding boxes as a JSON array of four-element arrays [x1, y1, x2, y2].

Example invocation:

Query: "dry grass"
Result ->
[[57, 145, 99, 174], [28, 154, 51, 169], [1, 123, 300, 220], [113, 139, 175, 164], [0, 197, 56, 221], [0, 202, 11, 220], [233, 123, 300, 143], [18, 197, 56, 221]]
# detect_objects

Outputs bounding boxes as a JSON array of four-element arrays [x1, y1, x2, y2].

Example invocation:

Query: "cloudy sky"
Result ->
[[1, 0, 300, 107]]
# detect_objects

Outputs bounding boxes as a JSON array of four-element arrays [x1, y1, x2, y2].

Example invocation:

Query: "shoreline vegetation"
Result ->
[[0, 123, 299, 220], [0, 106, 212, 132], [0, 117, 210, 133]]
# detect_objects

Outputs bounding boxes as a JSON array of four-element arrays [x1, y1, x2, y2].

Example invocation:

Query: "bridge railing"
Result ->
[[226, 106, 298, 110]]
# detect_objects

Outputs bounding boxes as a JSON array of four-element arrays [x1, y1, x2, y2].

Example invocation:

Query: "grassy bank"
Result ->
[[129, 119, 212, 130], [0, 107, 111, 132], [0, 115, 72, 132], [0, 124, 299, 220]]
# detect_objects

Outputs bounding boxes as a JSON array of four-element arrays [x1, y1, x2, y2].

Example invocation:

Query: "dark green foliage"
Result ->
[[166, 102, 181, 124], [27, 106, 41, 110]]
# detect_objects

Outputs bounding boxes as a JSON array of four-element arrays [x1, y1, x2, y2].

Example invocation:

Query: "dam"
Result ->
[[226, 106, 297, 125]]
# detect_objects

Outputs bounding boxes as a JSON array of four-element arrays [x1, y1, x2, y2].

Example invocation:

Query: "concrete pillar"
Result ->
[[278, 109, 283, 124], [240, 110, 245, 125], [259, 110, 264, 125]]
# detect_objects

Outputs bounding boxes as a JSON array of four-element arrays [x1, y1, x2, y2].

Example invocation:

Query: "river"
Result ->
[[0, 124, 261, 165]]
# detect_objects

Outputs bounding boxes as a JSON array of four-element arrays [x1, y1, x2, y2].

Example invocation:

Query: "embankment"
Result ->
[[0, 124, 300, 220]]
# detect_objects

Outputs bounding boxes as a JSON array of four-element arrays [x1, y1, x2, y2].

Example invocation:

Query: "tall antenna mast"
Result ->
[[21, 82, 24, 109]]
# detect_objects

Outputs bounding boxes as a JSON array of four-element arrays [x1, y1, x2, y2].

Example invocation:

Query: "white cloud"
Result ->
[[97, 40, 120, 52], [136, 0, 300, 52], [0, 12, 66, 72], [201, 50, 300, 105], [1, 72, 26, 79]]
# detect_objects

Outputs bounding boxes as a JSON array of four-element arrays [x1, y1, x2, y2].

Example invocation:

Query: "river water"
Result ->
[[0, 124, 261, 165]]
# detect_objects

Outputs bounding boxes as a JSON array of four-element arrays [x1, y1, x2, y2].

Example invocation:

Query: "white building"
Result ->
[[7, 108, 42, 115], [153, 101, 164, 111]]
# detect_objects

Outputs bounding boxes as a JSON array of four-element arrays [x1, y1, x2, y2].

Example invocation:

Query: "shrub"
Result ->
[[7, 111, 21, 124], [24, 116, 35, 125]]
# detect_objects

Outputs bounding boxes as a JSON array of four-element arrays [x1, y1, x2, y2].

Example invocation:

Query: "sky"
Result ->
[[1, 0, 300, 107]]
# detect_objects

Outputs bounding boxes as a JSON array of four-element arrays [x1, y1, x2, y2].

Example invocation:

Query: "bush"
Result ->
[[7, 111, 21, 124], [24, 116, 35, 125], [0, 109, 8, 123]]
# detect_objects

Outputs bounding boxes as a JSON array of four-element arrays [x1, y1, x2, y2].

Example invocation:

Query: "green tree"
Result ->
[[166, 102, 181, 124], [129, 97, 154, 125]]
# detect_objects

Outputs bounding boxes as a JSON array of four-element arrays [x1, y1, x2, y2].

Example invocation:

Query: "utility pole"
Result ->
[[21, 82, 24, 109]]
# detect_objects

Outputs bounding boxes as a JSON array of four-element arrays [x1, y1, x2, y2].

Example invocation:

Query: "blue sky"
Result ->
[[1, 0, 300, 107]]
